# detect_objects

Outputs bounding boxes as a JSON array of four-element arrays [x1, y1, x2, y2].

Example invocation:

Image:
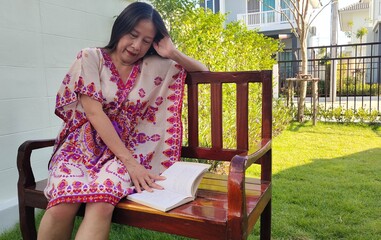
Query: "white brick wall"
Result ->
[[0, 0, 130, 232]]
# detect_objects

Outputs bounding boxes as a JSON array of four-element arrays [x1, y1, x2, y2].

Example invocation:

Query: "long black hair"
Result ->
[[104, 2, 168, 56]]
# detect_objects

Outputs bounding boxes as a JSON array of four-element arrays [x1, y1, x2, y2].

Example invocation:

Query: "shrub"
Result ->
[[273, 98, 295, 136], [340, 83, 380, 96], [343, 109, 355, 123], [311, 105, 380, 124], [152, 1, 290, 172]]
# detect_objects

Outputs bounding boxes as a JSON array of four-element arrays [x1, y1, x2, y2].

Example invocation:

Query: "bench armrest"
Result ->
[[226, 138, 272, 236], [245, 138, 272, 166], [17, 139, 55, 188]]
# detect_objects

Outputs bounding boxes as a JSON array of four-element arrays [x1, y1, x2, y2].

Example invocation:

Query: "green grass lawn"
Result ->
[[247, 122, 381, 240], [2, 122, 381, 239]]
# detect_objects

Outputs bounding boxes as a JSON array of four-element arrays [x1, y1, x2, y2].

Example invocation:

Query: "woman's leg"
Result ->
[[74, 202, 115, 240], [38, 203, 81, 240]]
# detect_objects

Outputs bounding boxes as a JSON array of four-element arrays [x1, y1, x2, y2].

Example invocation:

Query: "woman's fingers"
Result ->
[[150, 182, 164, 190], [152, 174, 166, 181], [148, 174, 166, 189], [153, 36, 175, 59], [132, 177, 142, 193], [128, 164, 166, 192], [131, 176, 152, 193]]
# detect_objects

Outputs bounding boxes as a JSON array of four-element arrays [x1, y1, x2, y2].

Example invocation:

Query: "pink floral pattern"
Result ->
[[44, 48, 186, 209]]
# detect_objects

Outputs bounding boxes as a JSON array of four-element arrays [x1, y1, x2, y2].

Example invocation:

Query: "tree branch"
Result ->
[[303, 0, 309, 21], [308, 0, 333, 25], [259, 0, 299, 37]]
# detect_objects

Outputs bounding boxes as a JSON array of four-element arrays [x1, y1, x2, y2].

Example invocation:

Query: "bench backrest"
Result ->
[[182, 71, 272, 162]]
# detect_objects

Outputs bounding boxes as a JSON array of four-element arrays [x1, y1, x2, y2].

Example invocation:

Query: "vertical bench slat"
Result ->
[[260, 71, 273, 239], [236, 82, 249, 150], [211, 82, 223, 149], [261, 71, 272, 183], [187, 82, 199, 148], [261, 71, 272, 140]]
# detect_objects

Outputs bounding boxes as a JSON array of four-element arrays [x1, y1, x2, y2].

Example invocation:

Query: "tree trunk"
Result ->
[[297, 40, 308, 122]]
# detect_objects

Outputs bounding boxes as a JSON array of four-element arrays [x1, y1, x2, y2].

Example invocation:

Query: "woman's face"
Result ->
[[114, 19, 156, 66]]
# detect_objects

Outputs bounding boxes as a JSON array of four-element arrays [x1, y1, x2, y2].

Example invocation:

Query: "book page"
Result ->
[[128, 188, 191, 212], [158, 162, 210, 197], [127, 162, 210, 212]]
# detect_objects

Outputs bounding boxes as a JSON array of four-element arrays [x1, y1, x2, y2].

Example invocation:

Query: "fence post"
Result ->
[[273, 64, 279, 99], [312, 78, 319, 126]]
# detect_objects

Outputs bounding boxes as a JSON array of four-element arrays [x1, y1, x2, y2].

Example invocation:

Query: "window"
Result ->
[[200, 0, 215, 12], [248, 0, 260, 13], [280, 0, 290, 9], [280, 0, 292, 21], [206, 0, 213, 11], [279, 52, 294, 79], [262, 0, 275, 11], [262, 0, 275, 23]]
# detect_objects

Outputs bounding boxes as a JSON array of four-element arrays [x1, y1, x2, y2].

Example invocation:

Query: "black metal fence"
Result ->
[[278, 42, 381, 113]]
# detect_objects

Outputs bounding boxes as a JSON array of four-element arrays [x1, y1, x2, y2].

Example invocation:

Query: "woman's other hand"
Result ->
[[153, 36, 176, 59], [153, 36, 209, 72], [124, 160, 166, 193]]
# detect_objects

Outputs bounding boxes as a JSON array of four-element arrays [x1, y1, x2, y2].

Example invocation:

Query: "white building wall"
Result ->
[[224, 0, 246, 23], [371, 0, 381, 32], [350, 11, 371, 44], [0, 0, 130, 233]]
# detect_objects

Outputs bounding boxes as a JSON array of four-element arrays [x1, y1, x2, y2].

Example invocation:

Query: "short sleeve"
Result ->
[[55, 48, 104, 123]]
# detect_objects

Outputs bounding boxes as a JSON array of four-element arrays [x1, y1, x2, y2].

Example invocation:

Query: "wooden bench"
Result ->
[[17, 70, 273, 240]]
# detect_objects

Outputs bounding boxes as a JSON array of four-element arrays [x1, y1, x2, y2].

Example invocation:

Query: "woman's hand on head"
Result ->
[[153, 36, 177, 59], [153, 36, 209, 72], [124, 160, 166, 193]]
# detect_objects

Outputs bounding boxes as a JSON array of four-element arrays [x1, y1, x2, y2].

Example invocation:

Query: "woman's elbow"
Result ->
[[80, 95, 103, 119], [189, 64, 209, 72]]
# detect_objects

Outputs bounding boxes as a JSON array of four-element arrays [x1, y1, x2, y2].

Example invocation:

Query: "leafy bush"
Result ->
[[151, 1, 290, 173], [340, 83, 380, 96], [332, 106, 344, 122], [334, 76, 381, 96], [273, 98, 295, 136], [343, 109, 355, 123], [314, 106, 380, 124]]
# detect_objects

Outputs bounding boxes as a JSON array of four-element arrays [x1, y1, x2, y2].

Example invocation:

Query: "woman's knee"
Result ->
[[45, 203, 81, 220], [85, 202, 115, 219]]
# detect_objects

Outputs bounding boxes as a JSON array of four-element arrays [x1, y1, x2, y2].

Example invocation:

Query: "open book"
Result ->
[[127, 161, 210, 212]]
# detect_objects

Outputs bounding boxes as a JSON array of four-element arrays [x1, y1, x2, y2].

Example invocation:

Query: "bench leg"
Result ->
[[19, 205, 37, 240], [260, 199, 271, 240]]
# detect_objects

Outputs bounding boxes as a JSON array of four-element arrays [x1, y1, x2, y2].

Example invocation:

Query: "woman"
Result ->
[[38, 2, 208, 239]]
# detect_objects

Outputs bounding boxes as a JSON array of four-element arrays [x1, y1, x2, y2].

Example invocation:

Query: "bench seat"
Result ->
[[22, 171, 271, 239]]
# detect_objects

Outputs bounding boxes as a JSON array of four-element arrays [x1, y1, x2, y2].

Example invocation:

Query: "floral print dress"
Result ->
[[44, 48, 186, 209]]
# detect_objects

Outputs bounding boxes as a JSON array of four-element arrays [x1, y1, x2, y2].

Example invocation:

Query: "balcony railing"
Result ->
[[237, 9, 294, 29]]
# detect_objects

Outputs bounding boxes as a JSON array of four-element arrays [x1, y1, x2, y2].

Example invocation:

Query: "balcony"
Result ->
[[237, 9, 295, 32]]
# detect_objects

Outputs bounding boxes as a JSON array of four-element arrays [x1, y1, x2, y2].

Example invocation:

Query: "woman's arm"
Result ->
[[80, 95, 165, 192], [153, 36, 209, 72]]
